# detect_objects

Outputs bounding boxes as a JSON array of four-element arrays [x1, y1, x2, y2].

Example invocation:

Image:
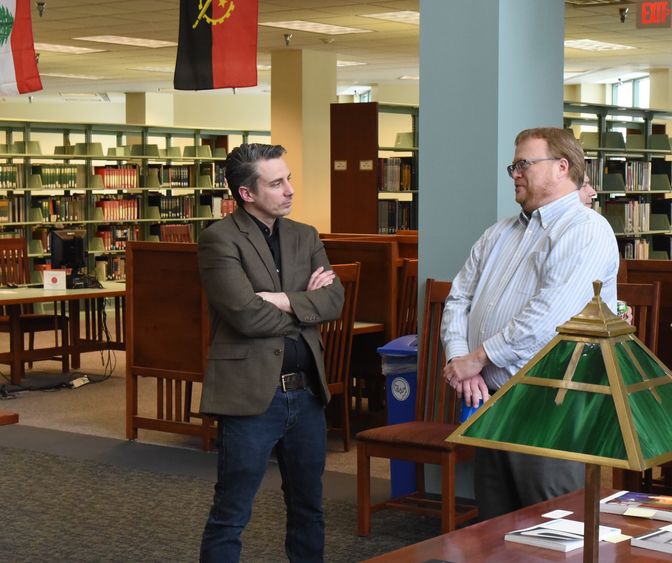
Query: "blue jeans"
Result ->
[[200, 386, 327, 563]]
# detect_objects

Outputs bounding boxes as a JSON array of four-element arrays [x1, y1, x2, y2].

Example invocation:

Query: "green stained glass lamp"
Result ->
[[447, 280, 672, 562]]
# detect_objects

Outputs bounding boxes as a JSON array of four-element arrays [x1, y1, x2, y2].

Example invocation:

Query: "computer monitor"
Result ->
[[50, 228, 87, 276]]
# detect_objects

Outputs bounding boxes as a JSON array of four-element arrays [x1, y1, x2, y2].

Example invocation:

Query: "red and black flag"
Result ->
[[174, 0, 258, 90]]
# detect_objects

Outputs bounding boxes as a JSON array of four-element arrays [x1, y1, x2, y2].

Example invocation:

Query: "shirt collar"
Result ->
[[245, 209, 277, 238], [518, 191, 581, 229]]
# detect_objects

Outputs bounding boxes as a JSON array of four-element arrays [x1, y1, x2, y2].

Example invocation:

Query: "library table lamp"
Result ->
[[447, 281, 672, 562]]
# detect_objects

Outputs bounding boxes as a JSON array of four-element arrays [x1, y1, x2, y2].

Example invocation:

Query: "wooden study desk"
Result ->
[[353, 321, 386, 336], [364, 488, 672, 562], [0, 282, 125, 384]]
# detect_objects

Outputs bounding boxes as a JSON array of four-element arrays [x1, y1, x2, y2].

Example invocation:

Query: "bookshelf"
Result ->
[[330, 102, 418, 234], [564, 101, 672, 260], [0, 119, 269, 281]]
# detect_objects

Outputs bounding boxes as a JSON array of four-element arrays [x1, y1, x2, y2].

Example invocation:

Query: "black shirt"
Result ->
[[247, 212, 317, 376]]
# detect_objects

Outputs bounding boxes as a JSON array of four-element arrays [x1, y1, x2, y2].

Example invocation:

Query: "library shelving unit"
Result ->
[[0, 119, 269, 280], [564, 101, 672, 260], [330, 102, 418, 234]]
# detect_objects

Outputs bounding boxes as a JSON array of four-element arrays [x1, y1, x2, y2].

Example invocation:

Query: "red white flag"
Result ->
[[0, 0, 42, 95], [174, 0, 258, 90]]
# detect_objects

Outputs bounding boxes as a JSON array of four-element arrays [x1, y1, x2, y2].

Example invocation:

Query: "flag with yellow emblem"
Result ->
[[174, 0, 258, 90]]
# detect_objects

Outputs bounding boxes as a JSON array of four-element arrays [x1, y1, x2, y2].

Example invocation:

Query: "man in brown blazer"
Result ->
[[198, 143, 344, 563]]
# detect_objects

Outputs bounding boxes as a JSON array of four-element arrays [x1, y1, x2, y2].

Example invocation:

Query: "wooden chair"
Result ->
[[321, 262, 360, 451], [0, 238, 69, 378], [612, 281, 667, 491], [125, 242, 216, 451], [159, 223, 192, 242], [396, 258, 418, 337], [356, 278, 478, 536]]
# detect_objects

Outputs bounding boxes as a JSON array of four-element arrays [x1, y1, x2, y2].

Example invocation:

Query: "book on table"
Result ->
[[631, 528, 672, 555], [504, 518, 621, 552], [600, 490, 672, 522]]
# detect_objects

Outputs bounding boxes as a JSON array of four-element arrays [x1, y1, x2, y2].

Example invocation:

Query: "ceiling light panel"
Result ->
[[74, 36, 177, 48], [361, 11, 420, 25], [337, 60, 367, 67], [34, 43, 105, 54], [260, 21, 371, 35], [41, 72, 103, 80], [565, 39, 636, 51]]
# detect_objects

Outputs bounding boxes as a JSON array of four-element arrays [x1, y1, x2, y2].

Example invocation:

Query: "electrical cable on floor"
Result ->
[[86, 297, 116, 384]]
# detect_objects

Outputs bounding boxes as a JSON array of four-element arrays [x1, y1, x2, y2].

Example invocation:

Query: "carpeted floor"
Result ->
[[0, 446, 440, 563]]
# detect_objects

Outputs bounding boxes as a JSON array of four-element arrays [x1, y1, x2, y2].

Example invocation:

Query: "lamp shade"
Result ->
[[447, 281, 672, 472]]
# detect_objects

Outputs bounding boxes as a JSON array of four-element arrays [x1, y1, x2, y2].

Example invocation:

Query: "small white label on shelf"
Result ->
[[359, 160, 373, 171], [333, 160, 347, 171]]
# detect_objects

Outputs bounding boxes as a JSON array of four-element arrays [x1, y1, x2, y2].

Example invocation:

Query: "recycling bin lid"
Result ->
[[377, 334, 418, 357]]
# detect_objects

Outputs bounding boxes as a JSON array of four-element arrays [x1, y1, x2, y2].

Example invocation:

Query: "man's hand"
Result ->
[[256, 291, 292, 313], [455, 374, 490, 406], [255, 267, 335, 313], [443, 345, 490, 388], [307, 266, 335, 291]]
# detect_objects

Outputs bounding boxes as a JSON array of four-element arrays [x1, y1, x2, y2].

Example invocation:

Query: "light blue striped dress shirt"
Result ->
[[441, 191, 620, 390]]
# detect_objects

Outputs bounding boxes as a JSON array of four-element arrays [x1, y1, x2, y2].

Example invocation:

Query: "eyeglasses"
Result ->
[[506, 158, 560, 178]]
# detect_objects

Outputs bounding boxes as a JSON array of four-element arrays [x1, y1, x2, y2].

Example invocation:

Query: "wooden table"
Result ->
[[363, 488, 672, 562], [0, 282, 125, 384]]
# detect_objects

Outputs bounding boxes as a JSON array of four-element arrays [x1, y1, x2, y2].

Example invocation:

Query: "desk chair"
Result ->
[[356, 278, 478, 536], [0, 238, 69, 378], [321, 262, 360, 451], [612, 281, 668, 492], [159, 223, 192, 242]]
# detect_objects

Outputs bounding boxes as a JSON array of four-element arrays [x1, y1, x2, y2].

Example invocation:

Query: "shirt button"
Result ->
[[274, 349, 282, 356]]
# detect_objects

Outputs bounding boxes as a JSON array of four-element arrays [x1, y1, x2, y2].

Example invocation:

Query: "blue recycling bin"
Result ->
[[377, 334, 418, 497]]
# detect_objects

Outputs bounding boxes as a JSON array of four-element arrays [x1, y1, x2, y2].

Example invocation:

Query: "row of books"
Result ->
[[621, 238, 650, 260], [377, 157, 414, 192], [0, 164, 26, 189], [378, 200, 414, 234], [624, 160, 653, 191], [95, 225, 140, 251], [95, 255, 126, 281], [504, 490, 672, 554], [94, 196, 141, 221], [32, 195, 86, 222], [94, 165, 139, 189], [0, 197, 26, 223], [147, 194, 197, 218], [604, 199, 651, 233]]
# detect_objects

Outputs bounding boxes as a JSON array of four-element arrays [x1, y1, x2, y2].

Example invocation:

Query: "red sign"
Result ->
[[637, 1, 672, 28]]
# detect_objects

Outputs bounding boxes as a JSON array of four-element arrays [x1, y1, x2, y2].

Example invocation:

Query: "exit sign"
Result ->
[[637, 1, 672, 28]]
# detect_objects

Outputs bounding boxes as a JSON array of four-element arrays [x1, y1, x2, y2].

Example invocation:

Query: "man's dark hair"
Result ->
[[225, 143, 287, 207]]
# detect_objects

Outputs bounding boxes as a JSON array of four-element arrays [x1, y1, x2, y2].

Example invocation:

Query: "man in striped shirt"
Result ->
[[441, 127, 619, 521]]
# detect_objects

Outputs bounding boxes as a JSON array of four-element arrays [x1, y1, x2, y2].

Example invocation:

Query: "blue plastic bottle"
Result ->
[[458, 397, 483, 423]]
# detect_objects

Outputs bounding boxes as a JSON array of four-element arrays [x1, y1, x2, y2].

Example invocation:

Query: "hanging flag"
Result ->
[[0, 0, 42, 95], [174, 0, 258, 90]]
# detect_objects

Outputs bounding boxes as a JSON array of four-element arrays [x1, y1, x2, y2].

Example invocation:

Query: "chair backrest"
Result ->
[[322, 239, 399, 340], [396, 258, 418, 337], [0, 237, 30, 286], [617, 281, 661, 353], [159, 223, 192, 242], [415, 278, 455, 423], [320, 262, 360, 390]]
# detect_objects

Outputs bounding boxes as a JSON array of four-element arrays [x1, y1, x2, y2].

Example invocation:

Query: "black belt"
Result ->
[[279, 371, 308, 392]]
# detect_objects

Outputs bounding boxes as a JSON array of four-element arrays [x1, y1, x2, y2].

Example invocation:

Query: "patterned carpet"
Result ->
[[0, 446, 441, 563]]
